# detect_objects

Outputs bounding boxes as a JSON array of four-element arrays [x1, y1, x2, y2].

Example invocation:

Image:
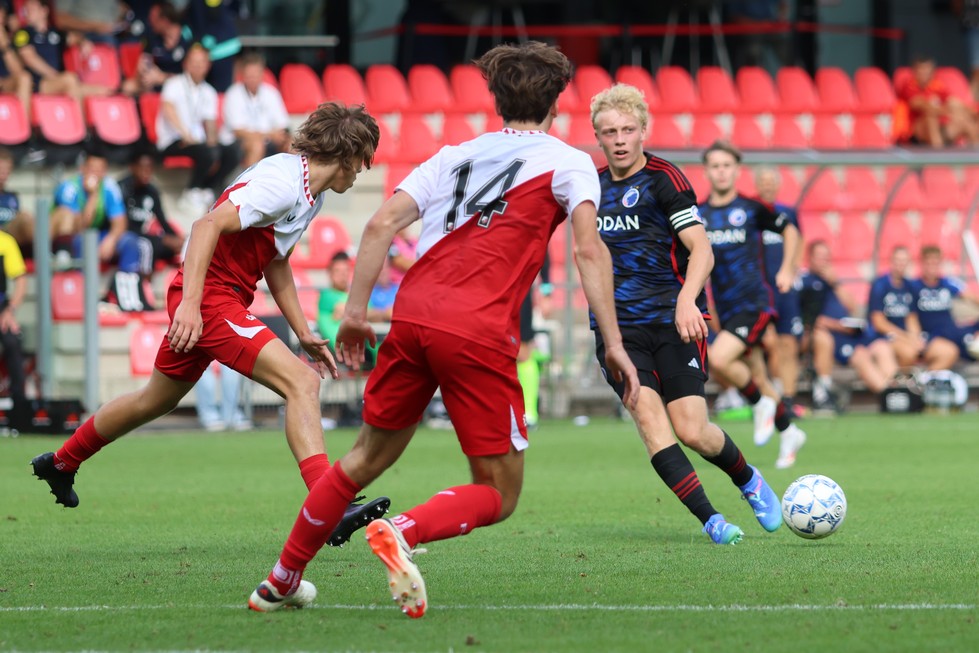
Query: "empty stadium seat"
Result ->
[[64, 43, 121, 91], [776, 67, 819, 114], [365, 64, 411, 115], [32, 95, 86, 145], [441, 114, 476, 146], [770, 116, 808, 149], [449, 64, 494, 114], [936, 67, 974, 104], [118, 41, 143, 81], [51, 271, 85, 321], [307, 217, 352, 267], [730, 116, 768, 149], [574, 65, 614, 109], [854, 67, 896, 115], [655, 66, 697, 114], [85, 95, 141, 145], [681, 164, 709, 201], [836, 212, 876, 263], [850, 116, 891, 149], [696, 66, 739, 114], [645, 116, 687, 149], [920, 210, 962, 260], [735, 166, 756, 196], [810, 117, 848, 149], [407, 64, 453, 114], [689, 115, 724, 148], [372, 120, 398, 165], [921, 166, 965, 209], [814, 67, 857, 115], [842, 167, 885, 211], [557, 80, 581, 115], [397, 115, 439, 163], [797, 211, 836, 246], [774, 166, 801, 205], [279, 63, 325, 114], [138, 92, 161, 143], [384, 163, 415, 199], [799, 172, 841, 212], [878, 213, 916, 262], [322, 63, 367, 106], [0, 94, 30, 146], [888, 174, 927, 211], [735, 67, 779, 114], [130, 323, 166, 376], [614, 65, 660, 112], [566, 114, 597, 148]]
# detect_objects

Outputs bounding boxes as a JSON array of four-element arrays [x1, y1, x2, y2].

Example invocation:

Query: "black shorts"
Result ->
[[519, 291, 534, 344], [722, 310, 773, 347], [595, 324, 708, 404]]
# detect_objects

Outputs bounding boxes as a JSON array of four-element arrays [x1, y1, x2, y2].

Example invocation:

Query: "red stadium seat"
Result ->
[[814, 67, 857, 115], [0, 94, 30, 145], [130, 323, 166, 376], [696, 66, 739, 114], [774, 166, 801, 205], [548, 220, 569, 267], [574, 65, 614, 110], [372, 120, 398, 165], [307, 217, 352, 268], [889, 174, 927, 211], [842, 167, 885, 211], [566, 114, 597, 148], [366, 64, 410, 115], [279, 63, 325, 114], [878, 213, 916, 263], [323, 63, 367, 106], [770, 116, 808, 149], [138, 92, 160, 143], [64, 43, 121, 91], [735, 166, 756, 196], [810, 117, 848, 149], [681, 164, 709, 202], [384, 163, 415, 198], [921, 166, 965, 209], [730, 116, 768, 149], [655, 66, 697, 114], [735, 66, 779, 114], [854, 67, 896, 115], [51, 271, 85, 321], [963, 166, 979, 196], [920, 211, 962, 261], [248, 291, 272, 314], [85, 95, 141, 146], [407, 64, 454, 114], [645, 116, 687, 149], [797, 211, 836, 247], [557, 80, 581, 115], [776, 67, 819, 114], [483, 113, 503, 132], [799, 172, 841, 212], [936, 67, 974, 104], [614, 65, 660, 113], [689, 115, 724, 148], [118, 41, 143, 81], [397, 115, 439, 163], [441, 114, 476, 146], [836, 212, 876, 263], [449, 64, 494, 114], [32, 95, 86, 145], [850, 116, 891, 149]]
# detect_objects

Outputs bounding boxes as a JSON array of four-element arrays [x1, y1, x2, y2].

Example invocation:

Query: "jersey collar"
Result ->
[[501, 127, 545, 136], [301, 155, 314, 206]]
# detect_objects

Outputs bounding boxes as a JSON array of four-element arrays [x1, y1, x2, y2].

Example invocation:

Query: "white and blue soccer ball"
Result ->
[[781, 474, 847, 539]]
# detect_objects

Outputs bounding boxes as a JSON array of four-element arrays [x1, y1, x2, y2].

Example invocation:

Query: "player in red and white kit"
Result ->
[[31, 103, 389, 547], [248, 42, 639, 617]]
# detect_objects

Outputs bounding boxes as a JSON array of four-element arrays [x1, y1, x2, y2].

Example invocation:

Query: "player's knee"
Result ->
[[284, 365, 321, 401]]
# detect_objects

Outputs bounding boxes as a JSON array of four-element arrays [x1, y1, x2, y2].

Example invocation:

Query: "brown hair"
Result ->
[[238, 51, 265, 70], [292, 102, 380, 170], [702, 139, 742, 164], [475, 41, 572, 124], [920, 244, 942, 259]]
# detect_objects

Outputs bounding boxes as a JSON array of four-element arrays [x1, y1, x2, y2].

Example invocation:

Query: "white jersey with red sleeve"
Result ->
[[393, 128, 600, 355], [183, 153, 325, 305]]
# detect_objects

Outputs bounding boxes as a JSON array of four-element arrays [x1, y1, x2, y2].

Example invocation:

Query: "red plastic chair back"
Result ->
[[0, 94, 30, 145], [86, 95, 141, 145], [279, 63, 325, 114], [365, 64, 410, 114], [130, 323, 166, 376], [407, 64, 454, 114], [32, 95, 86, 145], [323, 64, 367, 106]]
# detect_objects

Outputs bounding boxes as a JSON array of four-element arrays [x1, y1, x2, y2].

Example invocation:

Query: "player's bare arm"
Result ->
[[168, 200, 241, 353], [775, 223, 801, 293], [570, 200, 640, 409], [675, 222, 713, 343], [336, 191, 420, 367], [266, 257, 338, 380]]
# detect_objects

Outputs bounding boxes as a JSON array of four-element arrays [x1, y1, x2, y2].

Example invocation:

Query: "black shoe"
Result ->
[[31, 452, 79, 508], [327, 495, 390, 547]]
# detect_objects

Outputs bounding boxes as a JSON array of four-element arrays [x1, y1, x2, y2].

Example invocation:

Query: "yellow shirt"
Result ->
[[0, 230, 26, 283]]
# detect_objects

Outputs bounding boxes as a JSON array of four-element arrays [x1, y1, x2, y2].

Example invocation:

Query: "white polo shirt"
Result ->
[[219, 81, 289, 145], [156, 73, 219, 150]]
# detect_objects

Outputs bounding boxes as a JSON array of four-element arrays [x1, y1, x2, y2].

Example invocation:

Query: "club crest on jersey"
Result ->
[[728, 208, 747, 227], [622, 187, 640, 208]]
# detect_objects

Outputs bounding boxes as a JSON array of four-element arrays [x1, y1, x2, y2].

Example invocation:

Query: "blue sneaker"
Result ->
[[703, 513, 744, 545], [739, 465, 782, 532]]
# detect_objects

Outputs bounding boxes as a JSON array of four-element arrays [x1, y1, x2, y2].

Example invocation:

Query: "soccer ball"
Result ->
[[781, 474, 847, 539]]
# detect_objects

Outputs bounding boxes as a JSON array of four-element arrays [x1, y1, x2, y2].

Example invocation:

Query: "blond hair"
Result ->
[[590, 83, 649, 131]]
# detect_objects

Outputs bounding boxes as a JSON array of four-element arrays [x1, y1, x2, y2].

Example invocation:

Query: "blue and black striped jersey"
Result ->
[[699, 195, 789, 324], [592, 154, 708, 328]]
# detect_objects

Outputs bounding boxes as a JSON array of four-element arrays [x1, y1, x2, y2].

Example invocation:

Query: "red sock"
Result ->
[[54, 416, 109, 472], [298, 453, 330, 490], [394, 484, 503, 549], [272, 461, 361, 587]]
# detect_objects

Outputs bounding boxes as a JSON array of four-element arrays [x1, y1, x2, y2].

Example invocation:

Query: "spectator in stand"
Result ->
[[182, 0, 240, 92], [52, 0, 127, 44], [13, 0, 110, 109], [156, 43, 239, 215], [366, 257, 398, 323], [802, 240, 899, 414], [726, 0, 793, 74], [317, 251, 351, 353], [913, 244, 979, 364], [0, 5, 32, 123], [220, 53, 290, 168], [896, 54, 979, 147], [0, 226, 28, 411], [117, 150, 185, 277], [0, 147, 34, 258], [869, 245, 959, 370], [387, 226, 417, 285], [953, 0, 979, 102], [120, 0, 189, 96], [195, 362, 250, 431]]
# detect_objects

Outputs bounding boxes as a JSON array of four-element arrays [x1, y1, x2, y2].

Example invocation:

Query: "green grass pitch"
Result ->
[[1, 412, 977, 652]]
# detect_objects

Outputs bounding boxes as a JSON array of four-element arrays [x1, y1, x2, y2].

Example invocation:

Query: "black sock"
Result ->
[[775, 399, 792, 431], [739, 380, 762, 404], [651, 444, 716, 525], [703, 431, 753, 487]]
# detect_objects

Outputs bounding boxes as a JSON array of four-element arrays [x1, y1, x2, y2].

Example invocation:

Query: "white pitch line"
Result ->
[[1, 603, 975, 613]]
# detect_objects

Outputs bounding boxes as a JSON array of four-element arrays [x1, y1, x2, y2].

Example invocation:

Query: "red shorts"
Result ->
[[154, 284, 278, 382], [363, 321, 528, 457]]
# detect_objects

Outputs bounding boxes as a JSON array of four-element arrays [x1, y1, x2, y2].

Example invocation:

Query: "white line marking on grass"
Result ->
[[2, 603, 975, 613]]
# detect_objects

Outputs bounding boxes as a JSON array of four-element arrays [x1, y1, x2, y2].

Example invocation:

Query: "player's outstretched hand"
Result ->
[[300, 333, 339, 380], [335, 316, 378, 369], [168, 301, 203, 353], [775, 269, 794, 294], [675, 299, 708, 343], [605, 344, 640, 410]]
